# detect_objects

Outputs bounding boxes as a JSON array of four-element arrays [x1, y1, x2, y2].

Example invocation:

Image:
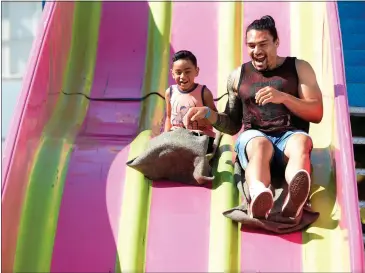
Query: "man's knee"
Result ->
[[246, 137, 274, 161], [285, 133, 313, 158]]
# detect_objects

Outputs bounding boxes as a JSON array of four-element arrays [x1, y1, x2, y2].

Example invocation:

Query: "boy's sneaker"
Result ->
[[249, 186, 274, 219], [282, 169, 311, 218]]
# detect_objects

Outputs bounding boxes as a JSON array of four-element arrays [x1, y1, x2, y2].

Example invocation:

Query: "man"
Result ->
[[183, 15, 323, 219]]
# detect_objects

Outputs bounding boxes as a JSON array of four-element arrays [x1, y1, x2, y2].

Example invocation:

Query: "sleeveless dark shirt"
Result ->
[[237, 57, 309, 134]]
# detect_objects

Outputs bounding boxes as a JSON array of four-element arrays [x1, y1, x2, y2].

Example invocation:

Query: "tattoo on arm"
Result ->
[[227, 71, 236, 94], [212, 68, 244, 135]]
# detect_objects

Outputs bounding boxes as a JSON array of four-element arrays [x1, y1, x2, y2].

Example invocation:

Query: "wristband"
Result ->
[[204, 106, 211, 119]]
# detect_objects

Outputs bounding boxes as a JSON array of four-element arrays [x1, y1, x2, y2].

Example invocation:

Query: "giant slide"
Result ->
[[2, 2, 364, 272]]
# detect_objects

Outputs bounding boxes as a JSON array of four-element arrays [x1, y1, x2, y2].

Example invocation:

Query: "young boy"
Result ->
[[164, 50, 218, 154]]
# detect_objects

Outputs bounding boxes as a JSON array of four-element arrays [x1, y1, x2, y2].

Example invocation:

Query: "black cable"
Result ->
[[214, 92, 228, 101], [60, 90, 228, 102]]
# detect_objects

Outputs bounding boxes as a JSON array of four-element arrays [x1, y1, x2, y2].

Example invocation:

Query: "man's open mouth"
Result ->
[[254, 56, 266, 64]]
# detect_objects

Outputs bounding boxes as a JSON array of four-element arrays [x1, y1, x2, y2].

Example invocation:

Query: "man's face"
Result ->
[[246, 29, 279, 71]]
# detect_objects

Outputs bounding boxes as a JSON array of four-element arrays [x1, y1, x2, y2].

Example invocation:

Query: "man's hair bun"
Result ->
[[260, 15, 275, 27]]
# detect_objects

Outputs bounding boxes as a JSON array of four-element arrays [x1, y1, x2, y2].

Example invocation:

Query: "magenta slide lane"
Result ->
[[50, 3, 150, 272]]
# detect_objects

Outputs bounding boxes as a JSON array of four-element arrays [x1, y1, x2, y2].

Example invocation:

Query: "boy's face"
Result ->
[[171, 59, 199, 91]]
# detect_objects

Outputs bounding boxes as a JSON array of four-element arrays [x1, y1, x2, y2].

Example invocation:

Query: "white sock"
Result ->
[[249, 180, 267, 199]]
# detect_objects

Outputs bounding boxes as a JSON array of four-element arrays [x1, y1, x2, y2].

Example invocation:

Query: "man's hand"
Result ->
[[183, 107, 209, 127], [255, 86, 286, 106]]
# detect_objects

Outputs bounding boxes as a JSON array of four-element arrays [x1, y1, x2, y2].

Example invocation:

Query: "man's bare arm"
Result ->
[[209, 66, 244, 135], [281, 59, 323, 123]]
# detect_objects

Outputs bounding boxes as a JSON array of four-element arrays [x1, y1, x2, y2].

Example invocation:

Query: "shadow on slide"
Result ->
[[2, 1, 364, 273]]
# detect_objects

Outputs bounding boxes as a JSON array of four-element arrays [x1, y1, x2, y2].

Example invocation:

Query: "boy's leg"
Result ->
[[274, 130, 313, 218], [235, 130, 275, 218]]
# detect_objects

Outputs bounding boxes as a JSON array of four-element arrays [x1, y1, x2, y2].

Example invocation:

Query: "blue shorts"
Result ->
[[234, 129, 312, 172]]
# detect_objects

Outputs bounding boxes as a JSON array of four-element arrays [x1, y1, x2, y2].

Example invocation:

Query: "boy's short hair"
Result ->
[[172, 50, 197, 67]]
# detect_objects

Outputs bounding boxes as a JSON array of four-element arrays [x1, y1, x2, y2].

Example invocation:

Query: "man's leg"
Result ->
[[284, 134, 312, 181], [235, 130, 274, 218], [245, 137, 274, 187], [278, 131, 313, 218]]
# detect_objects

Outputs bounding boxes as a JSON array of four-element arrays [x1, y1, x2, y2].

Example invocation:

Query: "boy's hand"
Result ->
[[183, 107, 208, 127]]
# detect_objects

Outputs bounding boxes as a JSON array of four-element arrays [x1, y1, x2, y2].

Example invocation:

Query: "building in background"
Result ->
[[1, 2, 42, 148]]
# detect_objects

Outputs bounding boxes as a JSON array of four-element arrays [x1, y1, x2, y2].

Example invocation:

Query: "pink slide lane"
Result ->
[[240, 2, 303, 272], [144, 2, 219, 272]]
